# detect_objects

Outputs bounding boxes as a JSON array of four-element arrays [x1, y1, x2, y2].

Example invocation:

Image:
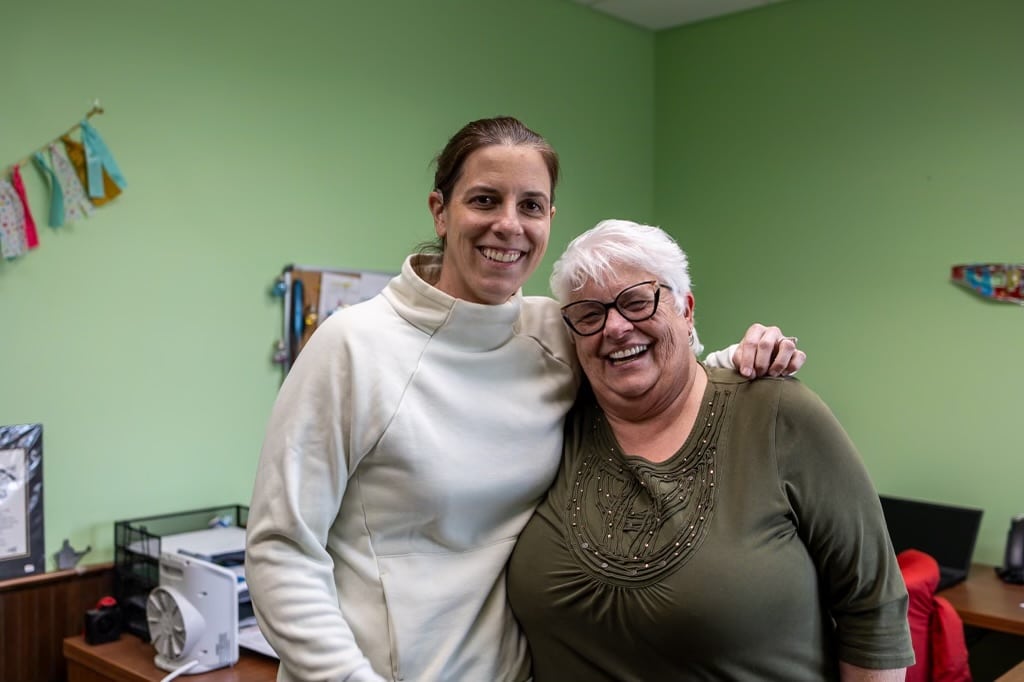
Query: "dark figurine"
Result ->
[[54, 538, 91, 570]]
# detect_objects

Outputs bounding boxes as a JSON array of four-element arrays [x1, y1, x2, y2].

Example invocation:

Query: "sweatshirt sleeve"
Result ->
[[245, 316, 387, 682], [702, 343, 738, 369], [773, 380, 914, 670]]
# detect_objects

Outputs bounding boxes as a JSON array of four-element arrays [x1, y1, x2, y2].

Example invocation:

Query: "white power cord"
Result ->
[[159, 659, 199, 681]]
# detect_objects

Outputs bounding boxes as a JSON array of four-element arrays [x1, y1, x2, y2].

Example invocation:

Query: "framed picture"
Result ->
[[0, 423, 44, 580]]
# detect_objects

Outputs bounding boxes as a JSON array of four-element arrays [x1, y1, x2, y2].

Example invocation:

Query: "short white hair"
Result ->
[[550, 219, 702, 355]]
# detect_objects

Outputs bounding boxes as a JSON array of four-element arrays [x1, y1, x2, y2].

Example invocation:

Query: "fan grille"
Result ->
[[147, 586, 191, 660]]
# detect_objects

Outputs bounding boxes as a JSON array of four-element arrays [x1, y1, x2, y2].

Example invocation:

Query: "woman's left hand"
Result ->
[[734, 323, 806, 378]]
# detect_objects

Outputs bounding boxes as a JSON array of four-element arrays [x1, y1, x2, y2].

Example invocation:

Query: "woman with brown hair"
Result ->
[[245, 118, 804, 681]]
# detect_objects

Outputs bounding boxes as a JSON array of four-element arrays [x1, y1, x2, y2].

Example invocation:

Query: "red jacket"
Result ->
[[898, 549, 972, 682]]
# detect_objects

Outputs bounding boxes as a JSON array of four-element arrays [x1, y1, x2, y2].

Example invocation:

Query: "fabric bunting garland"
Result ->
[[2, 104, 125, 261]]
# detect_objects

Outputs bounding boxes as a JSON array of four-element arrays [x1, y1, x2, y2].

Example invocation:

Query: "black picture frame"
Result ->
[[0, 423, 44, 580]]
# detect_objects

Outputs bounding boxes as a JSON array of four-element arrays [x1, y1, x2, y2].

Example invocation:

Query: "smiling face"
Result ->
[[571, 265, 698, 416], [429, 144, 555, 304]]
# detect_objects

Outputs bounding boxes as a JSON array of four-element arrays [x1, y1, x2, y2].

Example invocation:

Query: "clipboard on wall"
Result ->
[[272, 265, 395, 375]]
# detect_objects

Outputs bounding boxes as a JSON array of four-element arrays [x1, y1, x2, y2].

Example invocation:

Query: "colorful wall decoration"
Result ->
[[1, 102, 125, 261], [950, 263, 1024, 305]]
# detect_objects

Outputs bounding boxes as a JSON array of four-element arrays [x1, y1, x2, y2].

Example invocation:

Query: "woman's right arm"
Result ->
[[246, 320, 386, 682]]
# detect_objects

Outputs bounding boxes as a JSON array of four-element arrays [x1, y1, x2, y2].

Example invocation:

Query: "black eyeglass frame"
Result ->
[[560, 280, 672, 337]]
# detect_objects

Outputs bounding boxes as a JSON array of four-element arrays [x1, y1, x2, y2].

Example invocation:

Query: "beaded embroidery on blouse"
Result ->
[[565, 385, 734, 585]]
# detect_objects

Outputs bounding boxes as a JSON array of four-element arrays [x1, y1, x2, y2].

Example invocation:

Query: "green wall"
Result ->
[[0, 0, 654, 566], [4, 0, 1019, 573], [655, 0, 1024, 564]]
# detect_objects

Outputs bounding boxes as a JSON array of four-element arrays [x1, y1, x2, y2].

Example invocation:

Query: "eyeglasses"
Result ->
[[561, 280, 670, 336]]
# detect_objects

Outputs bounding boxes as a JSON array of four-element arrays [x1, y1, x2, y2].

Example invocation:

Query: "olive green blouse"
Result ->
[[507, 368, 914, 681]]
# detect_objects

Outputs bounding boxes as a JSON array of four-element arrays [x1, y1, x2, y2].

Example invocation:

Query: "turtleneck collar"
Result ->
[[383, 254, 524, 352]]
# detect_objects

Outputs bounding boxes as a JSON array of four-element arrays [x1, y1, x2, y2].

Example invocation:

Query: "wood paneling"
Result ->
[[0, 563, 114, 682]]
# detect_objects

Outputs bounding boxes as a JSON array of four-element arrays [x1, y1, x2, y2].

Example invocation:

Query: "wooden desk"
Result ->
[[940, 563, 1024, 636], [998, 659, 1024, 681], [64, 635, 278, 682]]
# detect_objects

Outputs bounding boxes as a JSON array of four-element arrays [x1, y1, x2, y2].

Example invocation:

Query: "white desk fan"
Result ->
[[146, 552, 239, 675]]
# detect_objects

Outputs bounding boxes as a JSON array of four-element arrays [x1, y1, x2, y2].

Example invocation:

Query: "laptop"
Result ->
[[879, 494, 984, 590]]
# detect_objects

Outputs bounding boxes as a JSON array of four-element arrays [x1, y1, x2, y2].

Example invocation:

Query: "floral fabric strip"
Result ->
[[0, 179, 29, 259], [49, 142, 94, 224]]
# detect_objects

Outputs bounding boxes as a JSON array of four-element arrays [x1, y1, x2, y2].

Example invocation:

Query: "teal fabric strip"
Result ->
[[80, 120, 127, 196], [33, 150, 65, 227]]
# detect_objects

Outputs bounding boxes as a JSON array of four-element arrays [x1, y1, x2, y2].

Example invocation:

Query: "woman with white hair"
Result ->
[[507, 219, 914, 681]]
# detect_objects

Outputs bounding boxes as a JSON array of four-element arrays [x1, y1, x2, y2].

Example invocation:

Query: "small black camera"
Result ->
[[84, 604, 122, 645]]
